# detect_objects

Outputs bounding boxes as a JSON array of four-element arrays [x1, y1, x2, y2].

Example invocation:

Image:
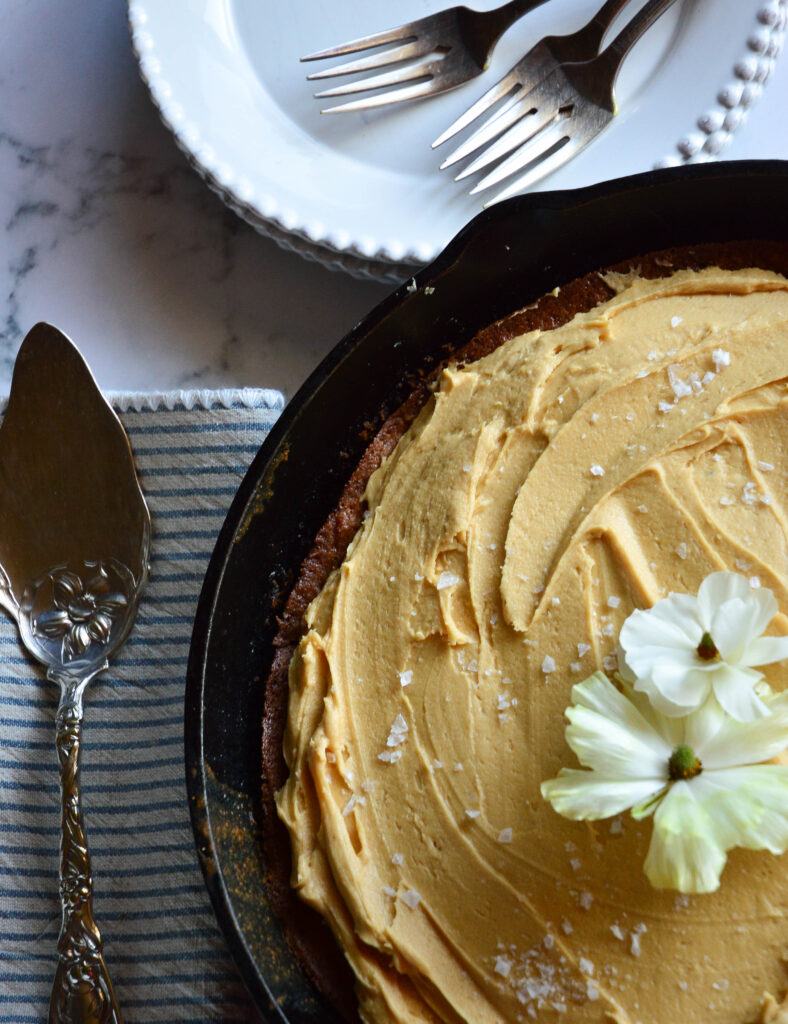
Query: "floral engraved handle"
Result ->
[[49, 678, 122, 1024], [16, 560, 138, 1024]]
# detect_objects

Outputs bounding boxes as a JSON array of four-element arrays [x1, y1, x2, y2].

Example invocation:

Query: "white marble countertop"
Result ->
[[2, 0, 787, 403]]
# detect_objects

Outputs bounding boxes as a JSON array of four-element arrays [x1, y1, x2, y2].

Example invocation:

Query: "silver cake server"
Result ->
[[0, 324, 151, 1024]]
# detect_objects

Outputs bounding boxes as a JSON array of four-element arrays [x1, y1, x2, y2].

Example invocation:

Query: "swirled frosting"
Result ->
[[277, 268, 788, 1023]]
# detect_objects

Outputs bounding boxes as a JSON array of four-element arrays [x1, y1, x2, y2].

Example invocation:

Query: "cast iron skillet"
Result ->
[[185, 160, 788, 1021]]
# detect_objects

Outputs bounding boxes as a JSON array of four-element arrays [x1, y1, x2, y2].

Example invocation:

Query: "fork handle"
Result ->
[[49, 674, 123, 1024], [601, 0, 682, 75], [576, 0, 634, 55], [463, 0, 549, 61]]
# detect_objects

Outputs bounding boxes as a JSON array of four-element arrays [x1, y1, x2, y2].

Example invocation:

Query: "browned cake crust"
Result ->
[[260, 240, 788, 1022]]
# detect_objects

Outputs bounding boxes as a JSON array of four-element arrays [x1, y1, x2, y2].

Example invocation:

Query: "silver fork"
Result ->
[[301, 0, 548, 114], [433, 0, 631, 156], [436, 0, 681, 200]]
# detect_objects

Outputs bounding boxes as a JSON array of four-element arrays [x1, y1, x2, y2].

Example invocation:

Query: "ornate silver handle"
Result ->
[[49, 675, 123, 1024], [13, 560, 138, 1023]]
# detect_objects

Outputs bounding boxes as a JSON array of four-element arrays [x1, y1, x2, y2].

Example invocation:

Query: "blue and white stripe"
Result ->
[[0, 389, 282, 1023]]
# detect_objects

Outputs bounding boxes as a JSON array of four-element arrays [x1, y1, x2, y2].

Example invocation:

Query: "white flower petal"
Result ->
[[680, 698, 727, 757], [573, 671, 663, 729], [710, 662, 769, 722], [624, 645, 698, 684], [617, 656, 636, 684], [541, 770, 666, 820], [740, 634, 788, 668], [697, 572, 754, 623], [741, 585, 778, 636], [699, 692, 788, 768], [620, 598, 701, 656], [620, 680, 685, 748], [564, 674, 671, 776], [712, 597, 766, 662], [634, 666, 711, 718], [566, 705, 669, 778], [644, 781, 727, 893], [690, 767, 788, 854]]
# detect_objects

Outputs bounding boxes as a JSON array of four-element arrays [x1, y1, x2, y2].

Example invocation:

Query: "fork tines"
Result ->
[[301, 24, 450, 114]]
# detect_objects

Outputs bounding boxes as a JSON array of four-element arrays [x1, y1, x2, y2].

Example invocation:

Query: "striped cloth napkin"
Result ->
[[0, 388, 283, 1023]]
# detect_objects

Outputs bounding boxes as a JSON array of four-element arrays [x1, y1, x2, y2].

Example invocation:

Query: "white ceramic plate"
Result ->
[[129, 0, 786, 280]]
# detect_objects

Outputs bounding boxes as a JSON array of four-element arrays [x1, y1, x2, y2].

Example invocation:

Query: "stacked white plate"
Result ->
[[129, 0, 786, 280]]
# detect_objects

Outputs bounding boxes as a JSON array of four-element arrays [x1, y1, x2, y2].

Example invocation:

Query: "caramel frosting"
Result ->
[[276, 268, 788, 1023]]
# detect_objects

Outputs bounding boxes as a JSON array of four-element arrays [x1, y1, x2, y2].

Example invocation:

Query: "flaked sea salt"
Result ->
[[437, 571, 461, 590], [391, 852, 404, 865], [671, 315, 683, 328], [589, 464, 605, 477], [758, 460, 775, 472], [497, 828, 513, 843], [570, 661, 581, 673], [495, 955, 512, 978], [387, 714, 409, 747], [400, 889, 421, 909], [577, 642, 591, 658], [676, 542, 688, 559], [712, 348, 731, 371], [398, 669, 413, 687], [607, 596, 621, 608], [465, 809, 481, 819], [378, 749, 402, 764], [668, 364, 692, 399], [542, 655, 556, 674]]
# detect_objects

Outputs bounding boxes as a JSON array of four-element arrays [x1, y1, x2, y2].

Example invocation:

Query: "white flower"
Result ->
[[541, 672, 788, 893], [619, 572, 788, 721]]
